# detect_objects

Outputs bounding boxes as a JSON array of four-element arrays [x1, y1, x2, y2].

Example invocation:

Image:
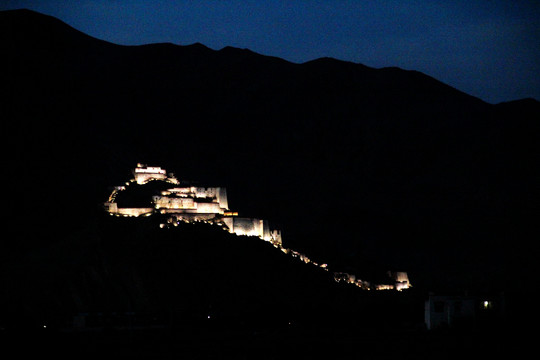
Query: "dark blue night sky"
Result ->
[[2, 0, 538, 103]]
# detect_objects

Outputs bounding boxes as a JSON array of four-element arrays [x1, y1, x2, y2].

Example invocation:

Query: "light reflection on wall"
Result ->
[[133, 164, 167, 184], [222, 217, 272, 241]]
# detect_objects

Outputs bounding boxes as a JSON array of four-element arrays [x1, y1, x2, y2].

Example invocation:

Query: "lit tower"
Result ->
[[132, 163, 167, 184]]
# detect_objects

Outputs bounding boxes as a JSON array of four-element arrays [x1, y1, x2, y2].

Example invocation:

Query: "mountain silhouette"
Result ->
[[1, 9, 538, 298]]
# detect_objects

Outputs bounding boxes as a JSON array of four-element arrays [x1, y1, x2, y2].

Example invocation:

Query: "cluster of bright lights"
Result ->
[[134, 167, 166, 174]]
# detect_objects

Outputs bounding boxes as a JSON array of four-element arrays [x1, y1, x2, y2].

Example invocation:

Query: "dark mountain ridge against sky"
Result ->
[[1, 9, 538, 294], [2, 1, 539, 103]]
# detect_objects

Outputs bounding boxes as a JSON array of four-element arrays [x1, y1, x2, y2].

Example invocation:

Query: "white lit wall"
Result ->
[[223, 217, 271, 240]]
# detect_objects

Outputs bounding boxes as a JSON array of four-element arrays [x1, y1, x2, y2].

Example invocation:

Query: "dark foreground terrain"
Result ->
[[0, 215, 530, 358], [0, 322, 528, 359]]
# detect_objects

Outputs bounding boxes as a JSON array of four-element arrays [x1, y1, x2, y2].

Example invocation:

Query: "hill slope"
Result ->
[[1, 214, 419, 329], [1, 9, 538, 293]]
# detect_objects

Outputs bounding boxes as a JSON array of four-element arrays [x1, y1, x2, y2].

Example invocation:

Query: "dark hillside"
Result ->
[[0, 214, 419, 330], [1, 9, 538, 294]]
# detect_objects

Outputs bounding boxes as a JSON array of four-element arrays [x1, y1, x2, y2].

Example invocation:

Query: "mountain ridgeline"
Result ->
[[1, 9, 538, 297]]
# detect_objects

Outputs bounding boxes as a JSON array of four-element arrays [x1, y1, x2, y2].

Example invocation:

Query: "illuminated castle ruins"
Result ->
[[105, 164, 281, 245], [105, 164, 410, 291]]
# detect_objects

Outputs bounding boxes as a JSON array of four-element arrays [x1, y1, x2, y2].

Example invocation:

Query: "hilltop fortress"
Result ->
[[105, 164, 281, 245], [105, 164, 410, 291]]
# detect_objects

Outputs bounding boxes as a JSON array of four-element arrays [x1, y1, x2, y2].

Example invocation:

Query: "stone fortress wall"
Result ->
[[133, 164, 167, 184], [222, 217, 272, 241]]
